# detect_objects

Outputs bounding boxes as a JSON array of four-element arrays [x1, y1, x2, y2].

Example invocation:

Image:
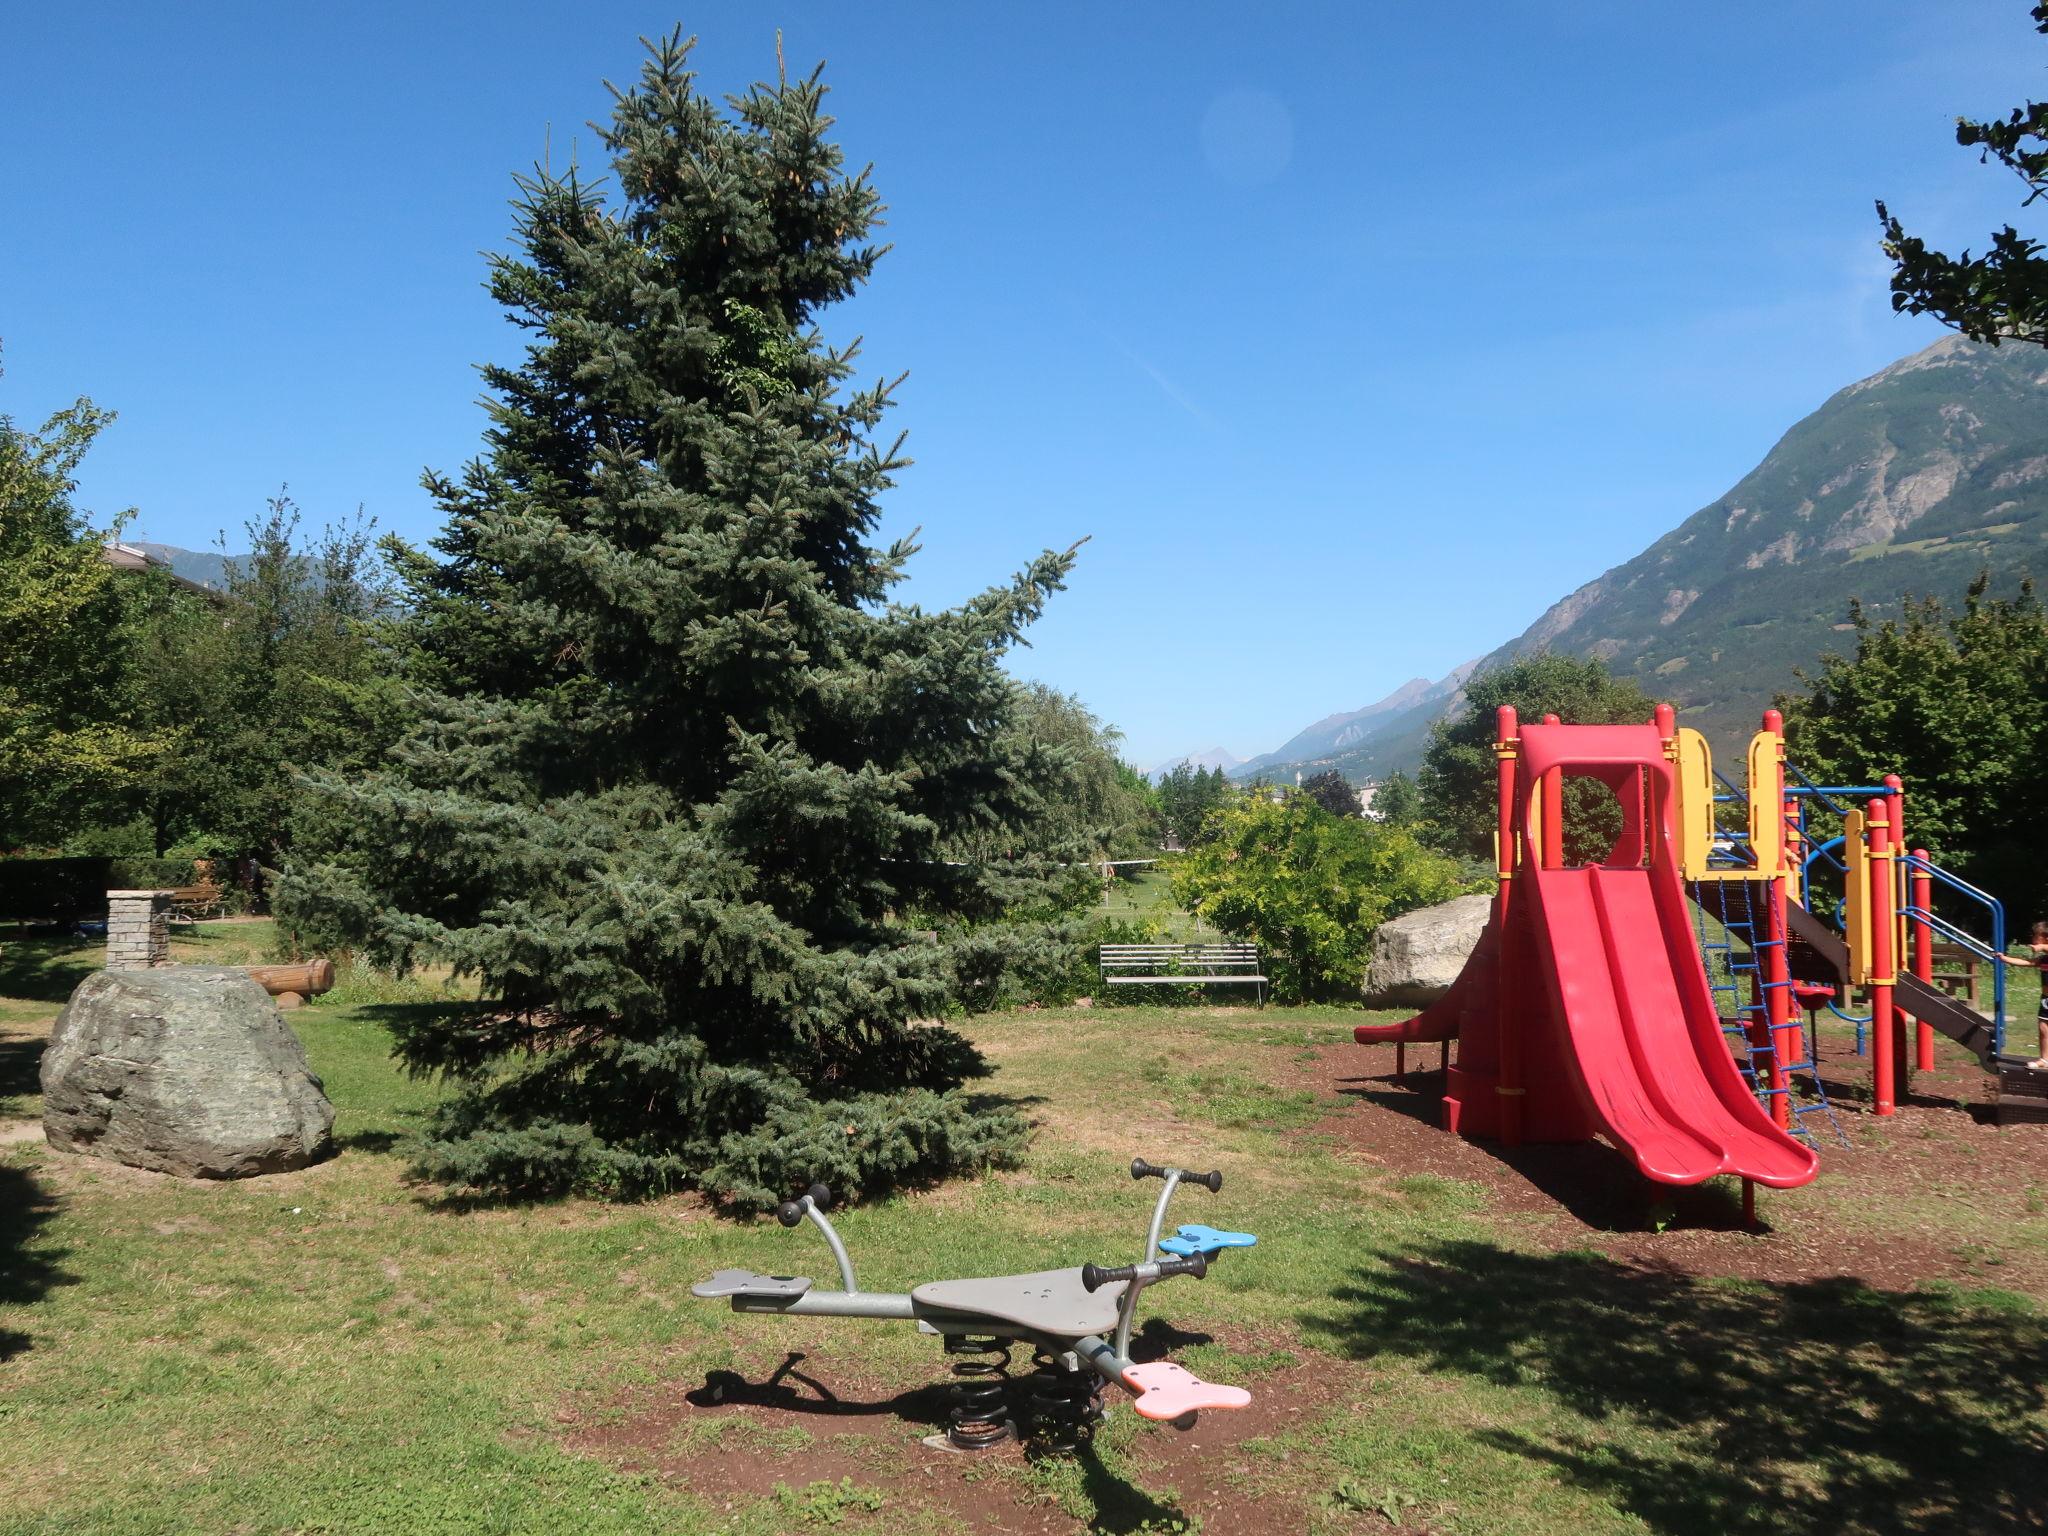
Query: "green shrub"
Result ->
[[1171, 793, 1479, 1002]]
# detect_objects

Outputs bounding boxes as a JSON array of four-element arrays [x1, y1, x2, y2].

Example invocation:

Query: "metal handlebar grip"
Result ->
[[1081, 1254, 1208, 1293], [806, 1183, 833, 1212], [1129, 1158, 1222, 1193], [774, 1201, 805, 1228]]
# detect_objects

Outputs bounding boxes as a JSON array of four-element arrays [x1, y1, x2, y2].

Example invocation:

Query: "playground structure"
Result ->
[[1357, 704, 2048, 1205], [692, 1158, 1256, 1451]]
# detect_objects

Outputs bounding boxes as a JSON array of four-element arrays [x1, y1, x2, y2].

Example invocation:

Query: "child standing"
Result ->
[[1995, 921, 2048, 1069]]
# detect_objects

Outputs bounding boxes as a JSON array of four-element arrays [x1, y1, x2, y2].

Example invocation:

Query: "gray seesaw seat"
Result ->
[[910, 1267, 1127, 1338], [691, 1269, 814, 1301]]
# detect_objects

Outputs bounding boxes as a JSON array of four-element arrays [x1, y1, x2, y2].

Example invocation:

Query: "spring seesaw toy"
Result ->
[[692, 1156, 1258, 1451]]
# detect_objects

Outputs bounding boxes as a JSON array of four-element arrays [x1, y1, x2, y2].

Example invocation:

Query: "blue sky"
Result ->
[[5, 3, 2042, 767]]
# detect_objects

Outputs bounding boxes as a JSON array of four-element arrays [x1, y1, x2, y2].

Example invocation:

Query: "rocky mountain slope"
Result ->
[[1246, 335, 2048, 781]]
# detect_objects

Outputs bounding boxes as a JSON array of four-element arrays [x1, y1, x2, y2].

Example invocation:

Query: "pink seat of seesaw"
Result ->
[[1120, 1361, 1251, 1421]]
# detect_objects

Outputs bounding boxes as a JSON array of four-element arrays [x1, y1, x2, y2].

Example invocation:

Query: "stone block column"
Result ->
[[105, 889, 172, 970]]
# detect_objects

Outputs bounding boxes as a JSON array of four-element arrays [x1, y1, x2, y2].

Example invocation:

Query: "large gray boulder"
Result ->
[[1361, 893, 1493, 1007], [42, 967, 334, 1178]]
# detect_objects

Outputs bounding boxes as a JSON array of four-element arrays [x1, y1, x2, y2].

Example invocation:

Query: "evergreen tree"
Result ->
[[278, 36, 1076, 1208], [1369, 769, 1422, 827], [1157, 762, 1232, 844]]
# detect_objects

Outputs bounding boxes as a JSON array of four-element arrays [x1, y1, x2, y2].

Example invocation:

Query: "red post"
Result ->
[[1496, 706, 1523, 1145], [1758, 711, 1796, 1129], [1912, 848, 1935, 1072], [1868, 798, 1898, 1117]]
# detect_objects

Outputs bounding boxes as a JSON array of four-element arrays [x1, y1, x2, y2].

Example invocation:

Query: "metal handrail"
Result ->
[[1900, 851, 2007, 1054]]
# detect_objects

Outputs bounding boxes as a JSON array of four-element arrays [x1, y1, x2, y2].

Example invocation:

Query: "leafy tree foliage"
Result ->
[[1300, 769, 1358, 818], [1171, 794, 1472, 1001], [1369, 769, 1423, 827], [0, 395, 164, 848], [1878, 3, 2048, 347], [121, 495, 405, 861], [1780, 576, 2048, 922], [1157, 762, 1231, 844], [1418, 654, 1655, 864], [278, 36, 1077, 1208]]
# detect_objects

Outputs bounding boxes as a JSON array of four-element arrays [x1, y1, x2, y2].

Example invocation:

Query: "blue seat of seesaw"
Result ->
[[1158, 1224, 1257, 1258]]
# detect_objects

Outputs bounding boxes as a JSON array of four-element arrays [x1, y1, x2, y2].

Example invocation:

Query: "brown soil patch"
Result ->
[[564, 1322, 1343, 1534], [1308, 1025, 2048, 1294]]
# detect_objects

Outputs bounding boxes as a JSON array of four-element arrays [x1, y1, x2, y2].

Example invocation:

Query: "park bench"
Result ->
[[1929, 942, 1981, 1007], [1098, 943, 1266, 1006], [167, 882, 224, 920]]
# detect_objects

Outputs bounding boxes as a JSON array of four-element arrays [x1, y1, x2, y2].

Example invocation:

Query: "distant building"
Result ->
[[98, 542, 217, 598]]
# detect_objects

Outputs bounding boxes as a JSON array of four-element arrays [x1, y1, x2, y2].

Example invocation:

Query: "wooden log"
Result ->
[[241, 960, 335, 998]]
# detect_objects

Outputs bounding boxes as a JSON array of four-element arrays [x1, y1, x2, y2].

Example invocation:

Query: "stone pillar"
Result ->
[[105, 890, 172, 970]]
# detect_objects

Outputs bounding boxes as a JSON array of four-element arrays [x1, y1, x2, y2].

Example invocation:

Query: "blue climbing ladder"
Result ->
[[1690, 877, 1848, 1149]]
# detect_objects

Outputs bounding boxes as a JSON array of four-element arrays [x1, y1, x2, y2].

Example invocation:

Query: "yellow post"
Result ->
[[1675, 728, 1715, 878], [1744, 729, 1783, 879]]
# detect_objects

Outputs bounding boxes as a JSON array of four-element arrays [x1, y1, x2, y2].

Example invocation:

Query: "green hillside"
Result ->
[[1485, 336, 2048, 755], [1259, 336, 2048, 783]]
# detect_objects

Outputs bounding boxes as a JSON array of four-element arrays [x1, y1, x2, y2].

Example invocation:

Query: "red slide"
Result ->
[[1526, 860, 1816, 1188]]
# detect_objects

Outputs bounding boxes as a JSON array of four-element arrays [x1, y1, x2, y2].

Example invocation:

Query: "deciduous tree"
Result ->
[[1418, 654, 1654, 864], [0, 394, 163, 848], [1171, 794, 1471, 1001]]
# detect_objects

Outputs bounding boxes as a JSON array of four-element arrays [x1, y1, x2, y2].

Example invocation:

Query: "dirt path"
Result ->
[[1302, 1025, 2048, 1294]]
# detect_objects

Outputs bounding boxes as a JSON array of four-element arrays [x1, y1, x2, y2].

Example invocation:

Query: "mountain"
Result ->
[[1232, 676, 1433, 778], [1469, 335, 2048, 753], [1148, 747, 1242, 783], [1238, 336, 2048, 782], [1230, 664, 1477, 782]]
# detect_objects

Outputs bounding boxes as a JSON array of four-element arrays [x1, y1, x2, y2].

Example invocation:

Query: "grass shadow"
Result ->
[[0, 1161, 76, 1360], [0, 936, 97, 1007], [0, 1036, 44, 1116], [1338, 1074, 1755, 1231], [1305, 1238, 2048, 1534]]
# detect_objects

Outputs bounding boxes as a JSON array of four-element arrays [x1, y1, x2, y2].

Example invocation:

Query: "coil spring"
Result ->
[[1021, 1346, 1102, 1451], [944, 1335, 1014, 1450]]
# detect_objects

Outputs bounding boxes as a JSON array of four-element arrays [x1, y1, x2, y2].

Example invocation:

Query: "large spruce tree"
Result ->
[[280, 35, 1079, 1208]]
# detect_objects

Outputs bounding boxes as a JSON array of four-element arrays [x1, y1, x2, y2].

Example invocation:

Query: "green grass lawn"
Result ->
[[2, 927, 2045, 1534], [1094, 864, 1211, 943]]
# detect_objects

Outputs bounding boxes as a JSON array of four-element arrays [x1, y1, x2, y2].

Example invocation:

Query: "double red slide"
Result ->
[[1523, 860, 1815, 1188], [1356, 720, 1815, 1189]]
